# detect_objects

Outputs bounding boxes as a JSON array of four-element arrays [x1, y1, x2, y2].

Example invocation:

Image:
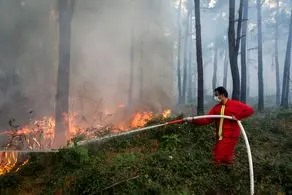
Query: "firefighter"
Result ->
[[186, 86, 254, 166]]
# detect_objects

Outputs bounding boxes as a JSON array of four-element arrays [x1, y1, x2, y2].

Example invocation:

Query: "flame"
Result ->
[[0, 113, 83, 175], [0, 152, 30, 175], [63, 112, 86, 139], [130, 112, 153, 128], [15, 159, 29, 172], [162, 109, 171, 118], [0, 152, 18, 175], [115, 109, 171, 130], [0, 108, 172, 175], [114, 111, 153, 130]]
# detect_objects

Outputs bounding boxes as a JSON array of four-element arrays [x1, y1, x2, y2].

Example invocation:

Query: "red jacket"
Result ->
[[192, 99, 254, 139]]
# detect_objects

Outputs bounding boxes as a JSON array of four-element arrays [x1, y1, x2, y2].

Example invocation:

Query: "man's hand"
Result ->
[[185, 117, 194, 122]]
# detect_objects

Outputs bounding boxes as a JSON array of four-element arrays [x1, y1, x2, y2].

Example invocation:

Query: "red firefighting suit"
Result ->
[[192, 99, 254, 165]]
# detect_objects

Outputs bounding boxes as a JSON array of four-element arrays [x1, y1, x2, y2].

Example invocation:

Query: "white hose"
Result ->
[[76, 123, 168, 146], [237, 120, 254, 195], [186, 115, 254, 195]]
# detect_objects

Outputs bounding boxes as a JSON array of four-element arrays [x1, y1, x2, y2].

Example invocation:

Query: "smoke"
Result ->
[[0, 0, 291, 131], [69, 0, 177, 119], [0, 0, 178, 130]]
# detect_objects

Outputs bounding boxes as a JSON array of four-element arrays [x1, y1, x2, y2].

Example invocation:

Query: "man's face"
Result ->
[[214, 92, 224, 103]]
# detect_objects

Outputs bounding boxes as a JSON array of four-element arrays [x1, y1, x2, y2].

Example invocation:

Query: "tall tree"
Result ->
[[228, 0, 243, 100], [240, 0, 248, 103], [275, 0, 281, 106], [257, 0, 264, 111], [182, 1, 192, 104], [194, 0, 204, 114], [281, 8, 292, 108], [187, 10, 194, 103], [247, 50, 251, 101], [212, 40, 218, 91], [193, 42, 197, 100], [223, 46, 228, 88], [55, 0, 75, 147], [177, 0, 182, 104]]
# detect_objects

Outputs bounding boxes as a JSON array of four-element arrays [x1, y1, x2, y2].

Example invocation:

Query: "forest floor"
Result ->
[[1, 109, 292, 195]]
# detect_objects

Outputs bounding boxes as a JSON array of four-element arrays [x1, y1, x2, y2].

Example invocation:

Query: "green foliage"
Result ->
[[112, 153, 137, 164], [71, 134, 86, 147], [161, 134, 181, 151], [1, 110, 292, 195], [57, 146, 89, 169]]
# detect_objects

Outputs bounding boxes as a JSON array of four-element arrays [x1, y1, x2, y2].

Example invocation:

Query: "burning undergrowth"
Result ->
[[0, 108, 171, 175]]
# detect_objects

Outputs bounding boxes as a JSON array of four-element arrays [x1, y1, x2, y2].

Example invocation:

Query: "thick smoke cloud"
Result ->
[[0, 0, 177, 130]]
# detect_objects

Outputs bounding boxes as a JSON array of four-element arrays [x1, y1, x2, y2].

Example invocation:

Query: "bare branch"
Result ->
[[247, 47, 258, 51], [100, 175, 139, 192]]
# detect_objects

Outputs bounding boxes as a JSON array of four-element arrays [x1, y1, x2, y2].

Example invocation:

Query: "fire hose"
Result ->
[[0, 115, 254, 195]]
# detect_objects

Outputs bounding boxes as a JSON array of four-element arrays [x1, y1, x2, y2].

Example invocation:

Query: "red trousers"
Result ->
[[212, 137, 238, 165]]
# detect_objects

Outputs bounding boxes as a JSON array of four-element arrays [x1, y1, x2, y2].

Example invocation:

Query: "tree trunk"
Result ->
[[281, 9, 292, 108], [212, 42, 218, 91], [139, 40, 144, 102], [55, 0, 75, 147], [187, 11, 193, 103], [240, 0, 248, 103], [194, 0, 204, 114], [228, 0, 242, 100], [247, 50, 250, 101], [177, 0, 182, 104], [193, 43, 197, 100], [182, 6, 191, 104], [187, 49, 193, 103], [275, 0, 280, 106], [223, 47, 228, 88], [257, 0, 264, 111], [128, 27, 134, 106]]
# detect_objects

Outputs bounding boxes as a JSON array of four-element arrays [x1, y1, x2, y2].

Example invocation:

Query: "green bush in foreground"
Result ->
[[1, 110, 292, 195]]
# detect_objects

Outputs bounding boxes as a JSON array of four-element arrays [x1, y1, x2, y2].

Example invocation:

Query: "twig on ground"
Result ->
[[100, 175, 139, 192]]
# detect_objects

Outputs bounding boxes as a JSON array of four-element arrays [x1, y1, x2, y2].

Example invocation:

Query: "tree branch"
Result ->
[[100, 175, 139, 192], [248, 47, 258, 51]]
